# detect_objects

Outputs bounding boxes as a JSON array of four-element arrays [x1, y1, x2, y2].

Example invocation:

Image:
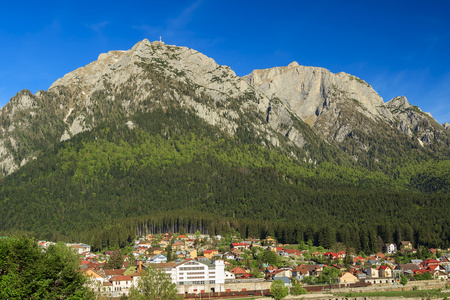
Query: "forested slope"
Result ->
[[1, 106, 448, 252]]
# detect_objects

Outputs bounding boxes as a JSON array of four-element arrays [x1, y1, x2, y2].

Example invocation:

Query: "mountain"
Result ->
[[1, 39, 449, 176], [0, 39, 449, 251]]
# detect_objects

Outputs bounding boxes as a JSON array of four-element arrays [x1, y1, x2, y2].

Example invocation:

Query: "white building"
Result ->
[[154, 259, 226, 294]]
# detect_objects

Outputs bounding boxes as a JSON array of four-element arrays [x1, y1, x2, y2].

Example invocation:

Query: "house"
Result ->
[[100, 282, 114, 297], [379, 266, 393, 278], [159, 241, 169, 249], [137, 241, 152, 249], [324, 252, 339, 260], [105, 269, 126, 280], [385, 243, 397, 254], [172, 240, 185, 251], [230, 266, 248, 278], [411, 259, 423, 265], [368, 259, 381, 266], [231, 242, 250, 250], [428, 270, 447, 280], [224, 252, 235, 260], [224, 270, 236, 280], [420, 259, 441, 269], [274, 269, 292, 279], [304, 264, 322, 277], [69, 244, 84, 254], [203, 250, 219, 259], [176, 251, 186, 259], [264, 236, 277, 246], [399, 241, 413, 251], [276, 276, 292, 287], [398, 263, 419, 273], [283, 248, 302, 258], [187, 249, 197, 259], [440, 255, 450, 265], [82, 269, 104, 291], [147, 247, 163, 255], [366, 267, 379, 278], [292, 265, 309, 280], [148, 254, 167, 264], [339, 272, 358, 284], [110, 275, 134, 297]]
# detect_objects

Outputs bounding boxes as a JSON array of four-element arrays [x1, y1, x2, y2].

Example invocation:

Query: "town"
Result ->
[[38, 232, 450, 299]]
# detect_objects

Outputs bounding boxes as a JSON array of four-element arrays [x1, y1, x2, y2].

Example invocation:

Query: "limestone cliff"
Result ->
[[0, 39, 448, 175]]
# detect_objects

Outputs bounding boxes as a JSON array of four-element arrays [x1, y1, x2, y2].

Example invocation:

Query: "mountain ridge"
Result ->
[[0, 39, 449, 176]]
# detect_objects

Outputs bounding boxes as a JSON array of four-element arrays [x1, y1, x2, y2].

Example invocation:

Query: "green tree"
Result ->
[[400, 274, 408, 285], [263, 249, 279, 267], [165, 244, 173, 262], [270, 279, 289, 300], [0, 236, 94, 299], [104, 251, 124, 269], [129, 266, 182, 300], [179, 226, 186, 236], [291, 285, 307, 295], [291, 278, 307, 295]]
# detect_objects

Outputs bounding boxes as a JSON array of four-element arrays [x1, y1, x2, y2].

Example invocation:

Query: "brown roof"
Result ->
[[110, 275, 133, 281], [293, 265, 308, 274], [398, 263, 418, 271], [105, 269, 125, 276], [304, 264, 320, 272]]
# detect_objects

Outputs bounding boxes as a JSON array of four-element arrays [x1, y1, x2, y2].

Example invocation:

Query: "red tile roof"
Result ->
[[230, 267, 247, 275]]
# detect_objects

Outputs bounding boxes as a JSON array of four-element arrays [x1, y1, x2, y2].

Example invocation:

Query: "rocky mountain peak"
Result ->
[[0, 40, 448, 177], [443, 122, 450, 131], [386, 96, 412, 110], [245, 62, 389, 127]]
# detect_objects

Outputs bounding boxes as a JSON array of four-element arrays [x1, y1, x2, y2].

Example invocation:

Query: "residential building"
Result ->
[[385, 243, 397, 254], [153, 259, 226, 294]]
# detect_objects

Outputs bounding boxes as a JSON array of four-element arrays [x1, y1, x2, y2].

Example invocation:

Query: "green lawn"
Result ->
[[336, 289, 450, 298]]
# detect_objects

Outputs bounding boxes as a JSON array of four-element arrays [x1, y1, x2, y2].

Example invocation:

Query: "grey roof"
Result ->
[[276, 276, 291, 285]]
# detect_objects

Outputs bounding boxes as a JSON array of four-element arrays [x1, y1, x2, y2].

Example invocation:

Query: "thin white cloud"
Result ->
[[167, 0, 203, 29], [132, 0, 204, 43], [85, 21, 110, 36]]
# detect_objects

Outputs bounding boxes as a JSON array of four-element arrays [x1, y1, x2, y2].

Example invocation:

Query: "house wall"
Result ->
[[337, 279, 445, 294], [177, 280, 271, 295]]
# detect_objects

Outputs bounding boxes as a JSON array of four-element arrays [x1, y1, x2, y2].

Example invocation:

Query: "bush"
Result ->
[[291, 285, 307, 295], [400, 274, 408, 285], [270, 279, 289, 300]]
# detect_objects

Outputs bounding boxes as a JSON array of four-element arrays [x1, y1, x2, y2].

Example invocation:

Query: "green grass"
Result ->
[[336, 289, 450, 298]]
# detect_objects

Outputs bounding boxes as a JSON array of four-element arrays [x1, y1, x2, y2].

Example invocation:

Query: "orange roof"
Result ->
[[204, 250, 218, 254]]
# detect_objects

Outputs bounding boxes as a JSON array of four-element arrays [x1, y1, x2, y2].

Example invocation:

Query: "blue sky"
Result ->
[[1, 0, 449, 123]]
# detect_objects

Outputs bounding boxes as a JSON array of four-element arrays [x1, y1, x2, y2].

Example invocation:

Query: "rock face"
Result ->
[[245, 62, 391, 126], [386, 96, 448, 145], [443, 123, 450, 131], [0, 39, 449, 175]]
